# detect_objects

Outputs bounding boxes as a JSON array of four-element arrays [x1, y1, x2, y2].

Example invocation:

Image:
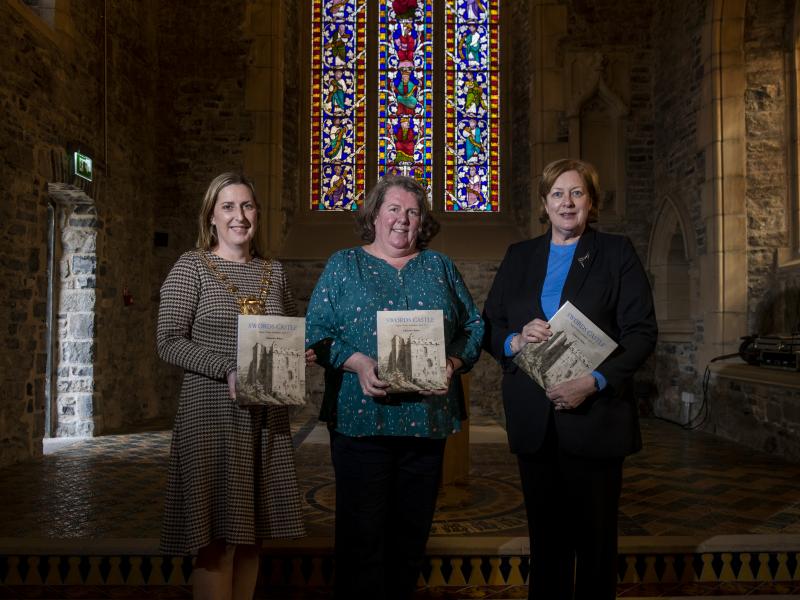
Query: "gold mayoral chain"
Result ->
[[199, 250, 273, 315]]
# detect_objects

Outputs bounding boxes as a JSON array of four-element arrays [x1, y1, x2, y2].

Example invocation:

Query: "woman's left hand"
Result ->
[[305, 349, 317, 366], [546, 374, 596, 411], [420, 356, 463, 396]]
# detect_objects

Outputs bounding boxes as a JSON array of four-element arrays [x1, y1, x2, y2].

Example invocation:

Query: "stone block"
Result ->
[[535, 3, 567, 35], [72, 205, 96, 215], [249, 36, 281, 69], [721, 311, 748, 345], [56, 422, 77, 437], [61, 341, 95, 364], [540, 69, 564, 111], [722, 214, 746, 252], [245, 67, 284, 112], [76, 276, 96, 289], [245, 1, 284, 37], [75, 395, 94, 418], [62, 229, 96, 253], [68, 216, 98, 228], [721, 173, 746, 212], [68, 313, 95, 339], [720, 96, 745, 143], [59, 397, 76, 416], [540, 34, 563, 69], [244, 142, 271, 175], [33, 301, 46, 319], [719, 18, 744, 57], [72, 255, 96, 275], [251, 113, 282, 144]]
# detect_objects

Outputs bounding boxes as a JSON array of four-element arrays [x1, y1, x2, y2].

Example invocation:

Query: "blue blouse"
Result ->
[[305, 247, 484, 438], [502, 241, 607, 391]]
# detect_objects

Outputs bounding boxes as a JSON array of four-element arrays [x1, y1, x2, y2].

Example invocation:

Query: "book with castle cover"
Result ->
[[376, 310, 447, 393], [236, 315, 306, 406], [513, 301, 617, 390]]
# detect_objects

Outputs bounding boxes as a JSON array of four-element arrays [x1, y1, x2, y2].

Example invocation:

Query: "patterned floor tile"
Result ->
[[2, 417, 800, 597], [2, 418, 800, 541]]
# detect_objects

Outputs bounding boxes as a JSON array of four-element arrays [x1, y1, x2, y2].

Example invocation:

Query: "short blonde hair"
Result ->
[[196, 172, 262, 257], [538, 158, 600, 223]]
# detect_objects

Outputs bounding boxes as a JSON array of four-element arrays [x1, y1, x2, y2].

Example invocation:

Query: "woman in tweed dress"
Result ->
[[157, 173, 305, 599]]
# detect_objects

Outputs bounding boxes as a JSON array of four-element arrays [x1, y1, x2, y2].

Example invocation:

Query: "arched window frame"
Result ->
[[648, 196, 697, 343], [308, 0, 502, 214], [278, 0, 517, 260], [782, 0, 800, 267]]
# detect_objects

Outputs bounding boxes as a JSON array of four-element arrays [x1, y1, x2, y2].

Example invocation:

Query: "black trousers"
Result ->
[[517, 419, 623, 600], [330, 431, 446, 600]]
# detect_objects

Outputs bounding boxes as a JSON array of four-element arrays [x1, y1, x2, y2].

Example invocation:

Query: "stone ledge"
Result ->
[[8, 534, 800, 556], [710, 362, 800, 390]]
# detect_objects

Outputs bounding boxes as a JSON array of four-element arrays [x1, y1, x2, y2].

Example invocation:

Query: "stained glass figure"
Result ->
[[311, 0, 500, 213], [311, 0, 366, 211], [323, 22, 354, 67], [378, 1, 433, 201], [445, 0, 499, 211]]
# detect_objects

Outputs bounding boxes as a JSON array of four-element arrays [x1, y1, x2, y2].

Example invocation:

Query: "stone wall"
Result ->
[[708, 369, 800, 460], [647, 0, 800, 457], [153, 0, 254, 415], [507, 2, 532, 230], [0, 0, 163, 466], [649, 0, 707, 415], [4, 0, 799, 470], [744, 0, 800, 334]]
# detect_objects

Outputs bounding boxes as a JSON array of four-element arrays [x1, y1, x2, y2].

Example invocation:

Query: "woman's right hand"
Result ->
[[511, 318, 553, 353], [343, 352, 389, 398], [227, 369, 237, 400]]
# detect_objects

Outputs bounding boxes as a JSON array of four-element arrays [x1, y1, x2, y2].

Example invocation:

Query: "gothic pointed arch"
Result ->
[[648, 196, 696, 342], [565, 53, 630, 228], [695, 0, 747, 366]]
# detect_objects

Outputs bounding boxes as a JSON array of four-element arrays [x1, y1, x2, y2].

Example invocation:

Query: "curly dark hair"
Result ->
[[356, 175, 440, 249]]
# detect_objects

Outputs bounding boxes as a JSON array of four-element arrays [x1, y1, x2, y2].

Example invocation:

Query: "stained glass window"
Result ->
[[311, 0, 366, 211], [310, 0, 500, 212], [445, 1, 500, 212], [377, 1, 433, 199]]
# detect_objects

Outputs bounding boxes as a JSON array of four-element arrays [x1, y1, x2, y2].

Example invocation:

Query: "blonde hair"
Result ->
[[196, 172, 262, 257]]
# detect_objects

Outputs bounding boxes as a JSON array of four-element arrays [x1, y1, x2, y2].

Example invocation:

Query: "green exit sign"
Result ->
[[74, 152, 93, 182]]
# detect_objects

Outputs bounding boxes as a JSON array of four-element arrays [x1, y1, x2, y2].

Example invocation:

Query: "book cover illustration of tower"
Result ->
[[376, 309, 447, 393], [513, 301, 617, 389], [236, 315, 306, 406]]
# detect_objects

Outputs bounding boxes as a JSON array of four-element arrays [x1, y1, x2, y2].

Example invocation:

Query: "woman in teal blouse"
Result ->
[[306, 175, 483, 600]]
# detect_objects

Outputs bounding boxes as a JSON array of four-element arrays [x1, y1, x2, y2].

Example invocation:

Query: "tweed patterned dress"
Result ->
[[157, 251, 306, 555]]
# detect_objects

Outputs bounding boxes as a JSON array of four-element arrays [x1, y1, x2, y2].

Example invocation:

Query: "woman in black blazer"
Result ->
[[483, 159, 657, 600]]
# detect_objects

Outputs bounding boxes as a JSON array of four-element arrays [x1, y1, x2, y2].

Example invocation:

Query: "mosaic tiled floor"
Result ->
[[1, 414, 800, 596], [3, 417, 799, 540]]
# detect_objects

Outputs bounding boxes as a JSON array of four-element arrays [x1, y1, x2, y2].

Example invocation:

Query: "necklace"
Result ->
[[198, 250, 273, 315]]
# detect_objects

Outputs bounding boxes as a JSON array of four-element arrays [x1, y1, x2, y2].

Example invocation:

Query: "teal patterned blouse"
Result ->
[[306, 247, 484, 438]]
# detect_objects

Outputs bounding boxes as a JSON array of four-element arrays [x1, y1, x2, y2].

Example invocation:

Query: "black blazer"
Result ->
[[483, 227, 657, 458]]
